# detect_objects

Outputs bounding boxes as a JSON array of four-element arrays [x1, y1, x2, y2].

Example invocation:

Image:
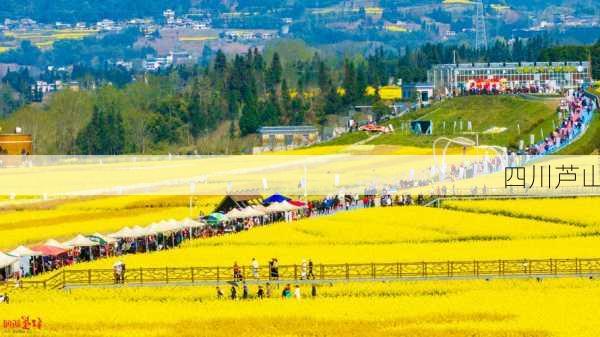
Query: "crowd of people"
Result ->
[[217, 283, 317, 301], [522, 89, 595, 156]]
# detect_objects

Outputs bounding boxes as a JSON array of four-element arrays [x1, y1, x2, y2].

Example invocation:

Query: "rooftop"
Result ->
[[258, 126, 319, 134], [432, 61, 589, 69]]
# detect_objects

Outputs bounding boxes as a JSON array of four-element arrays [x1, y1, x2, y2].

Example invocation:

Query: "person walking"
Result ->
[[311, 284, 317, 298], [282, 284, 292, 298], [233, 261, 243, 281], [230, 285, 237, 300], [216, 286, 224, 299], [265, 282, 272, 298], [294, 285, 301, 299], [273, 259, 279, 280], [268, 259, 274, 280], [257, 285, 264, 299], [251, 258, 259, 279], [307, 259, 315, 280], [0, 292, 9, 304], [242, 282, 249, 299], [301, 259, 307, 280]]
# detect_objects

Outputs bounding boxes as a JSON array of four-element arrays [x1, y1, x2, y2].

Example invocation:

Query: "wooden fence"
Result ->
[[18, 257, 600, 290]]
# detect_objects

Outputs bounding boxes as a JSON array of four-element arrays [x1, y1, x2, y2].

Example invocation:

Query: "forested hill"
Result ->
[[0, 0, 191, 23]]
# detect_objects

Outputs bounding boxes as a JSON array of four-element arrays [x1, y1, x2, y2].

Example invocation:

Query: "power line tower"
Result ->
[[474, 0, 487, 51]]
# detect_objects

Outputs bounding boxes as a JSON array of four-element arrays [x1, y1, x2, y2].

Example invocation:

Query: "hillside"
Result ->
[[306, 95, 559, 154]]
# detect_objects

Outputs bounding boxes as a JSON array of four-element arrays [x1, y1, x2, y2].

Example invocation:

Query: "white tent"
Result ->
[[131, 226, 152, 237], [63, 235, 100, 248], [253, 204, 268, 213], [108, 226, 137, 239], [8, 246, 40, 276], [0, 252, 18, 269], [243, 206, 265, 217], [45, 239, 71, 250], [226, 208, 247, 219], [147, 220, 179, 234], [90, 233, 117, 244], [9, 246, 42, 257], [265, 202, 286, 213], [181, 218, 205, 228], [279, 201, 299, 211]]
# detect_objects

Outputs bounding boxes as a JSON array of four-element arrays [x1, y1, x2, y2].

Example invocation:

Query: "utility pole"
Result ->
[[474, 0, 487, 52]]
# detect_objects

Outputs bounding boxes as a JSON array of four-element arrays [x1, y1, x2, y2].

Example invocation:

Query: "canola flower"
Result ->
[[0, 195, 219, 249], [1, 278, 600, 337], [42, 205, 600, 274], [444, 197, 600, 227]]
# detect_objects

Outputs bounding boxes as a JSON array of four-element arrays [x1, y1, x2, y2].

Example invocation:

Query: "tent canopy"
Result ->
[[182, 218, 205, 228], [213, 194, 263, 214], [242, 206, 265, 217], [289, 200, 307, 207], [45, 239, 71, 250], [205, 213, 228, 225], [263, 193, 290, 205], [9, 245, 42, 257], [131, 226, 152, 237], [30, 245, 68, 256], [64, 234, 100, 248], [108, 227, 137, 239], [226, 208, 246, 219], [88, 233, 117, 245], [0, 252, 18, 269]]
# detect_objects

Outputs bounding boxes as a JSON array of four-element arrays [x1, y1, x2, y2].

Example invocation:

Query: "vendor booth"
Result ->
[[8, 246, 42, 276]]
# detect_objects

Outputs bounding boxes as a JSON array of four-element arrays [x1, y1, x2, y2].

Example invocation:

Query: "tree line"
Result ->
[[2, 36, 599, 154]]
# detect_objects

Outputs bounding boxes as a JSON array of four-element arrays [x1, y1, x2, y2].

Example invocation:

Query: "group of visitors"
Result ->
[[466, 85, 542, 96], [522, 89, 595, 156], [217, 283, 317, 300], [232, 258, 316, 281]]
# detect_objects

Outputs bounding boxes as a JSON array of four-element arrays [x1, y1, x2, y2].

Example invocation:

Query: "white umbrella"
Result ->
[[9, 246, 42, 257], [0, 252, 18, 269], [63, 235, 100, 248]]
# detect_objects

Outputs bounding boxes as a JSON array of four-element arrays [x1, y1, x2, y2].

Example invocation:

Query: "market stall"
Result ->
[[0, 252, 18, 281], [8, 246, 42, 276], [63, 235, 101, 261]]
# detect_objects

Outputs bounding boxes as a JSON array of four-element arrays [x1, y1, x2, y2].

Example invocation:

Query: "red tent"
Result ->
[[289, 200, 306, 207], [30, 245, 68, 256]]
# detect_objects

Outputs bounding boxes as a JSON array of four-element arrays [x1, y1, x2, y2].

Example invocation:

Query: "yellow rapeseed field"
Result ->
[[444, 197, 600, 227], [5, 196, 600, 336], [2, 278, 600, 336], [47, 205, 600, 273], [0, 195, 219, 249]]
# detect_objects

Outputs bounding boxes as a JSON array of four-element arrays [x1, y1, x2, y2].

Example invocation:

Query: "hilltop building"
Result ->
[[256, 126, 319, 152], [429, 61, 592, 97]]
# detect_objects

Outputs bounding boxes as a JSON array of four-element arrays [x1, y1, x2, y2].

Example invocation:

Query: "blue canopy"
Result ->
[[263, 193, 290, 205]]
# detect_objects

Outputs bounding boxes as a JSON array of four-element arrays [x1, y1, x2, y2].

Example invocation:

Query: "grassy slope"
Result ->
[[371, 96, 557, 148]]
